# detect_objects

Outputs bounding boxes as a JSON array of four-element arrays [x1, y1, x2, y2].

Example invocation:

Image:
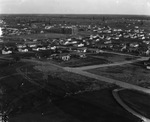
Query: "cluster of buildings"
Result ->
[[1, 21, 79, 36], [1, 17, 150, 59], [1, 25, 150, 57]]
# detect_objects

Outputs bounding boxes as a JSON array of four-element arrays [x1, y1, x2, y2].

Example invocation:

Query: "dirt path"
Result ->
[[70, 57, 149, 70], [21, 57, 150, 94], [0, 73, 19, 80], [9, 54, 150, 121], [112, 89, 150, 122], [104, 50, 141, 57], [64, 67, 150, 94]]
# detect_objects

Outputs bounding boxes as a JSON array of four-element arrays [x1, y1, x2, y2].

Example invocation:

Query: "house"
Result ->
[[130, 43, 139, 48], [144, 59, 150, 69], [87, 49, 102, 54], [52, 54, 71, 61], [143, 40, 150, 45], [32, 48, 40, 51], [104, 40, 112, 44], [18, 48, 28, 52], [33, 45, 47, 51], [38, 47, 47, 51], [62, 55, 70, 61], [74, 43, 84, 47], [27, 43, 37, 48], [77, 48, 87, 53], [71, 53, 86, 59], [145, 50, 150, 55], [16, 44, 26, 49], [121, 45, 127, 52], [50, 46, 57, 50], [2, 49, 12, 55], [79, 53, 86, 58], [64, 40, 78, 45], [106, 36, 111, 40]]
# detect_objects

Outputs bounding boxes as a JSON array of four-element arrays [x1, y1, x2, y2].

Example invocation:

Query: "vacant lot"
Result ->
[[6, 33, 68, 39], [54, 56, 110, 67], [0, 61, 106, 120], [54, 87, 139, 122], [15, 52, 36, 59], [3, 61, 137, 122], [119, 89, 150, 119], [0, 60, 24, 77], [87, 62, 150, 87], [26, 63, 108, 92], [88, 53, 137, 62], [10, 87, 140, 122]]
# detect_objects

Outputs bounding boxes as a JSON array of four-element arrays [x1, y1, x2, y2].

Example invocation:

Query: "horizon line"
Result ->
[[0, 13, 150, 16]]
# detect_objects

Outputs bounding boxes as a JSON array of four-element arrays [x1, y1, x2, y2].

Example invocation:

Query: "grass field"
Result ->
[[54, 88, 139, 122], [118, 89, 150, 119], [0, 58, 142, 122], [15, 52, 36, 59], [26, 63, 108, 91], [2, 33, 69, 39], [53, 56, 110, 67], [88, 53, 137, 63], [86, 62, 150, 87], [10, 87, 140, 122], [0, 60, 138, 122], [0, 60, 24, 77]]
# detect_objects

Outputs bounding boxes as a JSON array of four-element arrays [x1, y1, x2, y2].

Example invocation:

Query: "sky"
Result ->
[[0, 0, 150, 15]]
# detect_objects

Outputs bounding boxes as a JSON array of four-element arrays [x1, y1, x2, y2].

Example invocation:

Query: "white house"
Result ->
[[2, 50, 12, 55], [62, 55, 70, 61], [18, 48, 28, 52]]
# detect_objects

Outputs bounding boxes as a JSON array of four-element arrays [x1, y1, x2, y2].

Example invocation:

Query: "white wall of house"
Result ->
[[2, 50, 12, 55], [18, 49, 28, 52]]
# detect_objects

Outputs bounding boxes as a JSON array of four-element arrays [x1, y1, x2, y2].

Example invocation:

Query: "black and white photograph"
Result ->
[[0, 0, 150, 122]]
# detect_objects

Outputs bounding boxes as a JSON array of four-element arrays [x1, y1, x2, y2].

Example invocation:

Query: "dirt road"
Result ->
[[113, 89, 150, 122]]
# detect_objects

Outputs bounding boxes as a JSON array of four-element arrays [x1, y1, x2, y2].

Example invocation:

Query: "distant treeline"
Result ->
[[1, 14, 150, 20], [45, 28, 72, 34]]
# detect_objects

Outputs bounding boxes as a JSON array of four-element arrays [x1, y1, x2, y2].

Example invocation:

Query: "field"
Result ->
[[0, 58, 140, 122], [3, 33, 69, 40], [51, 52, 138, 68], [1, 14, 150, 121], [0, 59, 106, 115], [87, 53, 137, 62], [118, 89, 150, 119], [10, 87, 140, 122], [28, 62, 108, 91], [55, 56, 110, 67], [86, 62, 150, 87]]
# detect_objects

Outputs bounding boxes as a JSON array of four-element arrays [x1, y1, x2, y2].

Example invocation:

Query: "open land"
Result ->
[[86, 61, 150, 88], [49, 52, 138, 67], [0, 59, 140, 122], [118, 89, 150, 119], [3, 33, 68, 40], [9, 87, 140, 122], [0, 14, 150, 122], [88, 53, 137, 62], [53, 56, 110, 67]]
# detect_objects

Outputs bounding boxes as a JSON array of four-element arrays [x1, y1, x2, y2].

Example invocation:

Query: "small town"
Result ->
[[0, 0, 150, 122], [1, 16, 150, 57]]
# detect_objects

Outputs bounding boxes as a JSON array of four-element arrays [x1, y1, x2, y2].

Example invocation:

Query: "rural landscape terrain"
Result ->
[[0, 14, 150, 122]]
